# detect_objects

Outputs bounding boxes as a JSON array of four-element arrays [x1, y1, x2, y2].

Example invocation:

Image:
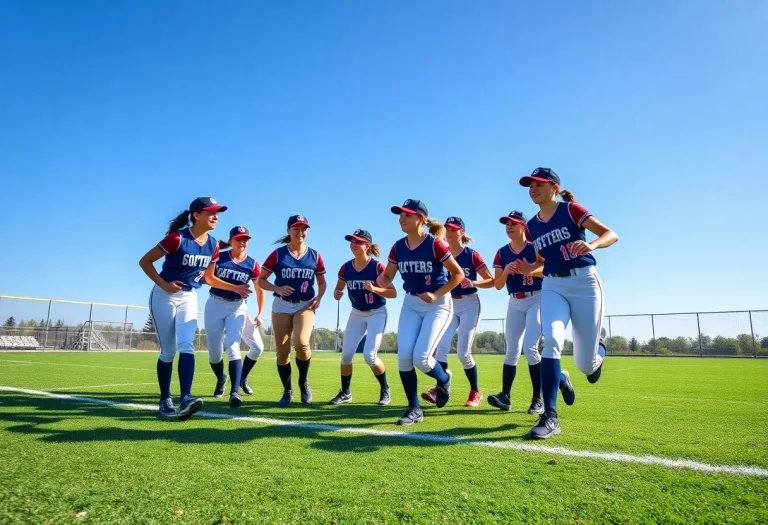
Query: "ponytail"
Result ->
[[559, 189, 577, 202], [368, 243, 381, 257], [218, 240, 231, 250], [425, 218, 445, 238], [273, 234, 291, 245], [460, 233, 473, 244], [167, 210, 191, 234]]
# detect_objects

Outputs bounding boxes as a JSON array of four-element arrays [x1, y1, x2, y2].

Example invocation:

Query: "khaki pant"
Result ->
[[272, 308, 314, 365]]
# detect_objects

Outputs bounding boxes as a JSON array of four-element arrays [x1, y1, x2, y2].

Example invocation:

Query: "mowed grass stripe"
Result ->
[[2, 385, 766, 479]]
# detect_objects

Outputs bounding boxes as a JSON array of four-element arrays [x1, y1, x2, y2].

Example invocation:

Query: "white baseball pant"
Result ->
[[340, 306, 388, 366], [204, 295, 265, 363], [504, 291, 542, 366], [149, 284, 198, 363], [242, 315, 265, 361], [541, 266, 605, 375], [397, 294, 453, 373], [435, 293, 481, 369]]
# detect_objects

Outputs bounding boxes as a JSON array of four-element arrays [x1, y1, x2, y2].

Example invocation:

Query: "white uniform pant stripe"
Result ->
[[397, 295, 453, 373], [503, 292, 542, 366], [340, 306, 388, 366], [435, 294, 482, 369]]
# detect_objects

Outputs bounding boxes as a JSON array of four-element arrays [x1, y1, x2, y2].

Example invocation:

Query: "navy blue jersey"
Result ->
[[451, 247, 487, 297], [493, 243, 543, 294], [338, 258, 387, 311], [210, 251, 260, 301], [263, 246, 326, 302], [388, 234, 451, 295], [527, 201, 596, 276], [157, 228, 220, 289]]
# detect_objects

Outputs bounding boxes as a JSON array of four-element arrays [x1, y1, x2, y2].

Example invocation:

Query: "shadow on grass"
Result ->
[[0, 391, 530, 454]]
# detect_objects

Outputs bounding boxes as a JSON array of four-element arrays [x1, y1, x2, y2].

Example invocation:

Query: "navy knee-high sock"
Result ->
[[426, 363, 449, 385], [399, 370, 420, 408], [296, 358, 311, 386], [529, 363, 542, 399], [178, 353, 195, 399], [228, 359, 242, 394], [157, 359, 173, 401], [464, 365, 479, 391], [277, 363, 292, 391], [374, 371, 389, 389], [502, 364, 516, 396], [241, 356, 257, 381], [341, 374, 352, 394], [210, 359, 225, 381], [540, 357, 561, 413]]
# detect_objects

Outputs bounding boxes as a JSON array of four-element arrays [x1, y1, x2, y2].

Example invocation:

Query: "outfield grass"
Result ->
[[0, 352, 766, 524]]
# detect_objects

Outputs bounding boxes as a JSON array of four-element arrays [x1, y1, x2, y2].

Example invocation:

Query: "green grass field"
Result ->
[[0, 352, 766, 524]]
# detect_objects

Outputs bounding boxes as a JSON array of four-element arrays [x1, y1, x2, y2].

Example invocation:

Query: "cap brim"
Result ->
[[391, 206, 422, 216], [345, 234, 370, 243], [445, 223, 463, 230], [290, 221, 310, 228], [201, 205, 228, 212], [230, 233, 251, 240], [519, 176, 553, 187], [500, 217, 526, 225]]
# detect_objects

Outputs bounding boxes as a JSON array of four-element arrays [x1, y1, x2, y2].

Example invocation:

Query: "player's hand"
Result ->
[[363, 281, 376, 293], [460, 278, 473, 288], [514, 261, 537, 275], [503, 263, 517, 276], [308, 298, 321, 310], [569, 241, 593, 257], [417, 292, 437, 303], [162, 280, 183, 293], [254, 315, 263, 328], [233, 284, 252, 298], [333, 289, 344, 300], [274, 285, 294, 297]]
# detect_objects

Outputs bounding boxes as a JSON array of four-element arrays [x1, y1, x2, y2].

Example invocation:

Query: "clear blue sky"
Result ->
[[1, 1, 766, 338]]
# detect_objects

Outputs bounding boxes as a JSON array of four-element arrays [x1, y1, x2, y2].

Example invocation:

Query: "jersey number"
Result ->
[[300, 281, 309, 293], [364, 292, 374, 304], [560, 242, 578, 261], [194, 270, 205, 283], [521, 275, 534, 286], [425, 275, 431, 286]]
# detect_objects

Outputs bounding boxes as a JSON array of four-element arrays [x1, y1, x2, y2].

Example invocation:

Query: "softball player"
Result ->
[[423, 217, 493, 408], [139, 197, 250, 420], [257, 215, 326, 407], [204, 226, 265, 408], [330, 229, 396, 406], [517, 168, 618, 439], [376, 199, 464, 426]]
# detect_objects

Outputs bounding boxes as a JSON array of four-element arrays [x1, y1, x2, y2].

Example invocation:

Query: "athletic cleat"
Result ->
[[559, 370, 576, 406], [229, 391, 243, 408], [300, 383, 312, 404], [177, 395, 203, 421], [465, 389, 482, 407], [240, 379, 253, 395], [396, 406, 424, 426], [587, 362, 603, 384], [378, 387, 391, 406], [487, 392, 512, 411], [278, 390, 293, 407], [329, 391, 352, 405], [435, 369, 452, 408], [213, 374, 228, 398], [528, 410, 561, 439], [420, 387, 437, 405], [158, 398, 177, 417], [528, 397, 545, 415]]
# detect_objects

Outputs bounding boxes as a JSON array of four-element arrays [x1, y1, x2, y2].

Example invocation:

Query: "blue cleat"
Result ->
[[213, 374, 228, 398], [278, 390, 293, 407], [528, 410, 561, 439], [559, 370, 576, 406], [158, 398, 177, 417], [177, 395, 203, 421]]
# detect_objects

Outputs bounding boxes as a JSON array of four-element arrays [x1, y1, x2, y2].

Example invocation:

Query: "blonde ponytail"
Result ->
[[559, 189, 577, 202], [425, 218, 445, 238], [460, 233, 473, 244], [273, 234, 291, 245], [368, 243, 381, 257]]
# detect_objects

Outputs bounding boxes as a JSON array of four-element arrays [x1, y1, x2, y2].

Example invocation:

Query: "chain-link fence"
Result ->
[[1, 295, 765, 357]]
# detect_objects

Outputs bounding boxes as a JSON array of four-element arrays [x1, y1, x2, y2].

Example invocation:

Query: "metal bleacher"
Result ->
[[0, 335, 41, 350]]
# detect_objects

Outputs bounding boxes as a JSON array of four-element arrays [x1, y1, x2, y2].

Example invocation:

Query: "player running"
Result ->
[[329, 229, 396, 406], [139, 197, 249, 420], [376, 199, 464, 426], [517, 168, 618, 439], [486, 210, 550, 415], [257, 215, 326, 407], [204, 226, 265, 408], [423, 217, 494, 408]]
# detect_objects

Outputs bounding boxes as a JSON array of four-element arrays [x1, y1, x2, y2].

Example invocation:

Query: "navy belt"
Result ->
[[547, 267, 592, 278], [274, 294, 304, 304], [181, 285, 193, 292]]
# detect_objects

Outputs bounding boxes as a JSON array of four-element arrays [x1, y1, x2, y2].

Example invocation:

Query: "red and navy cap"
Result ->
[[519, 167, 560, 187], [344, 229, 373, 243], [445, 216, 465, 230], [391, 199, 428, 217], [499, 210, 528, 225], [190, 197, 227, 213], [229, 226, 251, 240], [288, 214, 310, 228]]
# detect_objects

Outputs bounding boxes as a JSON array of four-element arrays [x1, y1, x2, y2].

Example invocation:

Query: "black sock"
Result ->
[[277, 363, 292, 391], [529, 363, 542, 399], [502, 364, 517, 397], [296, 358, 311, 386], [375, 371, 389, 389], [210, 359, 225, 381], [464, 365, 479, 391], [241, 356, 257, 381], [341, 374, 352, 394]]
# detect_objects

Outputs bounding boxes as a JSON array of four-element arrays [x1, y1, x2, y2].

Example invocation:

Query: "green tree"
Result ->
[[737, 334, 757, 355], [605, 335, 628, 354], [142, 315, 155, 332], [761, 336, 768, 349], [668, 336, 693, 355], [629, 337, 639, 352], [39, 318, 47, 328], [711, 336, 740, 355], [381, 332, 398, 352], [54, 319, 65, 329], [563, 339, 574, 354]]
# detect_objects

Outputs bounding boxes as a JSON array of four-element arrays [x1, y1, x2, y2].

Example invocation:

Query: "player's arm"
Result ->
[[204, 264, 251, 297], [513, 252, 545, 275], [309, 273, 327, 310], [433, 255, 465, 298], [376, 262, 397, 288], [252, 278, 266, 325], [473, 266, 495, 289], [574, 216, 619, 255], [139, 246, 180, 292], [333, 278, 346, 300], [493, 267, 507, 290], [366, 262, 397, 298]]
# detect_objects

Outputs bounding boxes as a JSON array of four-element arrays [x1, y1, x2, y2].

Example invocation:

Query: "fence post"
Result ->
[[608, 316, 612, 355], [43, 299, 52, 351], [87, 303, 94, 352], [123, 306, 129, 350], [696, 313, 703, 356], [651, 314, 656, 356], [334, 301, 340, 352], [748, 311, 757, 358]]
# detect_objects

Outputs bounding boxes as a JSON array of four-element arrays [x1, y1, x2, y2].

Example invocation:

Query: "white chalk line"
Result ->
[[50, 382, 157, 391], [0, 386, 766, 478]]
